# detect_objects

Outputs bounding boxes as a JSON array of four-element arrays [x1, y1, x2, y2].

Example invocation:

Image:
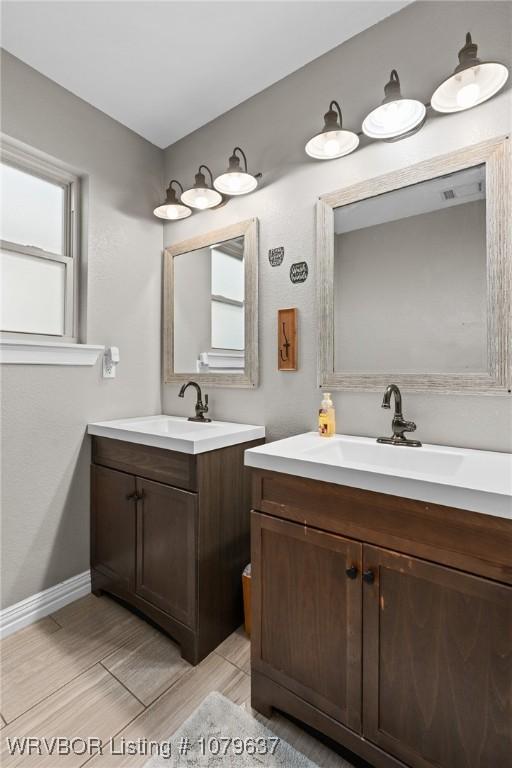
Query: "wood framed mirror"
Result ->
[[317, 136, 511, 394], [164, 218, 258, 387]]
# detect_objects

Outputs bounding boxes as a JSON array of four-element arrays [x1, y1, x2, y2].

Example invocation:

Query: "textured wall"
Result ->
[[333, 201, 487, 373], [162, 1, 512, 451], [1, 50, 163, 608]]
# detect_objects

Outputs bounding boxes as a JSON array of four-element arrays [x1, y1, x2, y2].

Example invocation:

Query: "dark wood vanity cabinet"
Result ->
[[91, 435, 264, 664], [251, 470, 512, 768]]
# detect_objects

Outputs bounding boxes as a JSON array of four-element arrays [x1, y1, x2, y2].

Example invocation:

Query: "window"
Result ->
[[0, 140, 80, 340], [210, 237, 245, 351]]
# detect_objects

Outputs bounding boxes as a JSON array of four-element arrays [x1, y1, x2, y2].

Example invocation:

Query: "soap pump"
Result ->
[[318, 392, 335, 437]]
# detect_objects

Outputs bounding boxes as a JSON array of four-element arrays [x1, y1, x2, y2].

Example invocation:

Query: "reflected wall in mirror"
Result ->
[[164, 218, 258, 387], [317, 137, 510, 393], [334, 165, 487, 374]]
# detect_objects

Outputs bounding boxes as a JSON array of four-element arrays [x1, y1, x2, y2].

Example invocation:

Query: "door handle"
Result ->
[[345, 565, 358, 579], [363, 569, 375, 584], [126, 490, 144, 502]]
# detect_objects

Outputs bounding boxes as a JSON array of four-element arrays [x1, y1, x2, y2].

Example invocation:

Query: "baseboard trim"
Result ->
[[0, 571, 91, 639]]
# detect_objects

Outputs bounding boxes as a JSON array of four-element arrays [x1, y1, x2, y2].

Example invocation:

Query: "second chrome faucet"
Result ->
[[377, 384, 421, 447]]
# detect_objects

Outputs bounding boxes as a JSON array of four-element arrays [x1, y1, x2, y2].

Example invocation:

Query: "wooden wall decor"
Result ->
[[278, 308, 297, 371]]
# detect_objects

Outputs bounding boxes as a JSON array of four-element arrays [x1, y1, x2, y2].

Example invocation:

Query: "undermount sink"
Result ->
[[88, 415, 265, 454], [245, 432, 512, 519]]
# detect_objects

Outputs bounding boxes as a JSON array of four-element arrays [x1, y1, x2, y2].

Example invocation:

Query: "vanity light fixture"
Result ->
[[305, 100, 359, 159], [153, 180, 192, 220], [214, 147, 259, 195], [181, 165, 223, 210], [362, 70, 426, 141], [431, 33, 509, 113]]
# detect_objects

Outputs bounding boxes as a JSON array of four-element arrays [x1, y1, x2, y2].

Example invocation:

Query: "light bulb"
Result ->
[[323, 137, 341, 156], [456, 81, 481, 108], [194, 194, 209, 209], [225, 174, 243, 192]]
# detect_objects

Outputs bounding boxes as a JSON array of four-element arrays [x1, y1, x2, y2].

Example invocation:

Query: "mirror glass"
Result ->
[[173, 235, 245, 374], [333, 164, 487, 374]]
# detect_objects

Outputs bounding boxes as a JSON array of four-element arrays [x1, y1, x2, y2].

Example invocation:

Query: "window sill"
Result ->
[[0, 339, 104, 366]]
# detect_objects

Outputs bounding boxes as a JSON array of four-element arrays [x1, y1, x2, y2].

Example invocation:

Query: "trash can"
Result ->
[[242, 563, 251, 637]]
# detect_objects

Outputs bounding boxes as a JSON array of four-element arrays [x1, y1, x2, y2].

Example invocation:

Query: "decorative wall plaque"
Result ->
[[268, 247, 284, 266], [278, 308, 297, 371], [290, 261, 308, 283]]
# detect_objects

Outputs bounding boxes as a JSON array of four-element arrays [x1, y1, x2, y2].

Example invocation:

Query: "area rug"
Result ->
[[143, 691, 321, 767]]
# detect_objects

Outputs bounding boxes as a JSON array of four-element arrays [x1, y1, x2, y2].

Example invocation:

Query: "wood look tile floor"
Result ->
[[0, 595, 351, 767]]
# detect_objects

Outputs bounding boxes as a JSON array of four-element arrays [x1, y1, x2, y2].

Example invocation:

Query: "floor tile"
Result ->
[[102, 624, 190, 706], [86, 653, 248, 768], [0, 596, 150, 722], [0, 664, 143, 768], [215, 626, 250, 674]]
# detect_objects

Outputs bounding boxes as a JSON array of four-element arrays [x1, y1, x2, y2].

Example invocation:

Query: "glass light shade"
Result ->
[[362, 98, 426, 140], [214, 170, 257, 196], [431, 62, 509, 113], [305, 129, 359, 159], [153, 202, 191, 220], [180, 186, 222, 209]]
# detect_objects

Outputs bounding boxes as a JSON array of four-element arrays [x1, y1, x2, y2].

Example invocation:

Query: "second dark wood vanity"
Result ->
[[90, 434, 263, 664], [250, 469, 512, 768]]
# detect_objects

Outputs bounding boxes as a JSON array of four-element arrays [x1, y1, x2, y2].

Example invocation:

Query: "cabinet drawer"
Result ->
[[252, 469, 512, 585], [92, 436, 196, 491]]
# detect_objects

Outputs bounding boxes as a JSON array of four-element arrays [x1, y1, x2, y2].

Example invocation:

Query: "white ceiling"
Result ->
[[334, 165, 486, 234], [1, 1, 411, 148]]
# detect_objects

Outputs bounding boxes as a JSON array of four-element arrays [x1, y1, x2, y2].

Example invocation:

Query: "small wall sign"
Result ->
[[278, 308, 298, 371], [268, 247, 284, 267], [290, 261, 308, 284]]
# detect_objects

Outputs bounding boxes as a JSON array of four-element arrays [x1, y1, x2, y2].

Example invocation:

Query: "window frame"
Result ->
[[210, 241, 245, 351], [1, 138, 81, 342]]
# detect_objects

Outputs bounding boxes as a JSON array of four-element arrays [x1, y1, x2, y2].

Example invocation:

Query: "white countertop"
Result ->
[[245, 432, 512, 519], [88, 415, 265, 455]]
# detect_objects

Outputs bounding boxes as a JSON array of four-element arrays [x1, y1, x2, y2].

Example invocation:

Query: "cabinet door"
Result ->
[[135, 477, 197, 629], [252, 512, 362, 731], [91, 465, 136, 590], [363, 545, 512, 768]]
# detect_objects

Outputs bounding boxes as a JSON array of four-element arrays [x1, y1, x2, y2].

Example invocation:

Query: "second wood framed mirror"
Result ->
[[317, 136, 511, 394]]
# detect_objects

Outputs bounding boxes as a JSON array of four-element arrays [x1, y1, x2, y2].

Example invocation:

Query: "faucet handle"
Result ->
[[204, 394, 209, 412], [404, 420, 417, 432]]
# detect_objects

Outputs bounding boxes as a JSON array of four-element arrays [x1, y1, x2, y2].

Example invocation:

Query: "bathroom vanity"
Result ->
[[88, 415, 264, 664], [246, 434, 512, 768]]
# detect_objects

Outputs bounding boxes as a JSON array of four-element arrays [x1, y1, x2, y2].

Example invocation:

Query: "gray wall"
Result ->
[[1, 50, 163, 608], [162, 0, 512, 452], [334, 201, 487, 373]]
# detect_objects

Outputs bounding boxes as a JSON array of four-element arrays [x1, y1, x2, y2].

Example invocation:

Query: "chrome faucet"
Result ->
[[178, 381, 211, 422], [377, 384, 421, 447]]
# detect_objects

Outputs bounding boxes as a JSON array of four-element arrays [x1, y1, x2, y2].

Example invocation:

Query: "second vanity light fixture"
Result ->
[[362, 70, 426, 140], [305, 31, 509, 158], [154, 148, 260, 220]]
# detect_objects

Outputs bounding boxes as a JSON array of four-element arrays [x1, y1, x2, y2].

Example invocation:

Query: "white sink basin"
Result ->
[[88, 415, 265, 454], [245, 432, 512, 519]]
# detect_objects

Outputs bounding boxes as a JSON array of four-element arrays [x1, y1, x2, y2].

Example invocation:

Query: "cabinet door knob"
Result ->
[[363, 569, 375, 584], [126, 492, 138, 501], [345, 565, 358, 579]]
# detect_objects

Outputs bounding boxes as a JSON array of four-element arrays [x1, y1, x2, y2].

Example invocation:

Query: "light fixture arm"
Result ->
[[232, 147, 249, 173], [198, 165, 215, 188], [167, 179, 184, 196], [329, 100, 343, 126]]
